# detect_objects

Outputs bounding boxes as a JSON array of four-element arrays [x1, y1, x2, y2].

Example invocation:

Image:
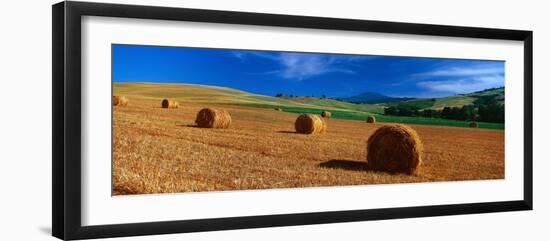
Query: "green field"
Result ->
[[232, 103, 504, 130]]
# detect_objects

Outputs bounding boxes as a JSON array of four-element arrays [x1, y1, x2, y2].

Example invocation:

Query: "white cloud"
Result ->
[[417, 75, 504, 94], [232, 51, 367, 80], [414, 63, 505, 96], [273, 53, 356, 80]]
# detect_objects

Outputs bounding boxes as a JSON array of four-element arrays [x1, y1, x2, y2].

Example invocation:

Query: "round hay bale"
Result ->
[[367, 124, 423, 174], [366, 115, 376, 123], [275, 108, 283, 111], [469, 121, 478, 128], [161, 99, 179, 108], [294, 114, 326, 134], [112, 96, 128, 107], [321, 111, 332, 118], [195, 108, 231, 129]]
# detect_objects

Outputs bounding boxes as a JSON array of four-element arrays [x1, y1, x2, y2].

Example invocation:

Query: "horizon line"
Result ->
[[113, 81, 504, 100]]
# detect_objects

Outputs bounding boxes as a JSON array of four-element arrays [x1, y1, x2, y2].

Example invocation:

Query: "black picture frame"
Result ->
[[52, 1, 533, 240]]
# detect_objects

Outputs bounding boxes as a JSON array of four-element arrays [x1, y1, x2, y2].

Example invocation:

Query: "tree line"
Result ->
[[275, 93, 327, 98], [383, 95, 504, 123]]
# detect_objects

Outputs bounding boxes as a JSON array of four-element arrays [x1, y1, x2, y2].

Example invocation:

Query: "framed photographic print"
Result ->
[[52, 1, 533, 240]]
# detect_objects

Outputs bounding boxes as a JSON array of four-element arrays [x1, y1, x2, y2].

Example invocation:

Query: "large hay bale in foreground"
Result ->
[[367, 124, 423, 174], [295, 114, 326, 134], [195, 108, 231, 129], [469, 121, 478, 128], [321, 111, 332, 118], [275, 108, 283, 111], [112, 96, 128, 107], [367, 115, 376, 123], [161, 99, 179, 108]]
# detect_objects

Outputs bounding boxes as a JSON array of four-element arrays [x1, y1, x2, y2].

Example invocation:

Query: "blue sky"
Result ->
[[112, 45, 504, 98]]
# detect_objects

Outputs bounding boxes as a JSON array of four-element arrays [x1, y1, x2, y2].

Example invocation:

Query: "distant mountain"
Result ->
[[340, 87, 504, 109], [342, 92, 414, 104]]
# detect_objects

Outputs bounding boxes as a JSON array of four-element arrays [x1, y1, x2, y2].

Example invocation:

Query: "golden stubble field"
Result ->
[[112, 95, 504, 195]]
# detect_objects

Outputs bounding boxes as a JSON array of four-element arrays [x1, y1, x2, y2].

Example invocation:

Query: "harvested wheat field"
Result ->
[[112, 83, 504, 195]]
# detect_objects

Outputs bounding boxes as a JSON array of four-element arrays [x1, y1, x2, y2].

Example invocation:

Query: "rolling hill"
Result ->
[[113, 82, 385, 114], [385, 87, 504, 110]]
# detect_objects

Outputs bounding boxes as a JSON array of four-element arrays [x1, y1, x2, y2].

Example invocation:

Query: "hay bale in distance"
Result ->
[[275, 108, 283, 111], [195, 108, 231, 129], [161, 99, 179, 108], [113, 96, 128, 107], [367, 124, 423, 174], [294, 114, 326, 134], [321, 111, 332, 118], [469, 121, 478, 128], [366, 115, 376, 123]]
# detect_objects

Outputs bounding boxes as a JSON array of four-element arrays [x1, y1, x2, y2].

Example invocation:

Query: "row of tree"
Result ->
[[383, 97, 504, 123], [275, 93, 327, 99]]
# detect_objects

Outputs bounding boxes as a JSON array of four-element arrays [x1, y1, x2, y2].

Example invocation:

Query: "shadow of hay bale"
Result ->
[[318, 160, 370, 171], [276, 130, 303, 135], [175, 124, 201, 128]]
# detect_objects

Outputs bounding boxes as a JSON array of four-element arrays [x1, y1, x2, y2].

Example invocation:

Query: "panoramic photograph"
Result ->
[[111, 44, 505, 195]]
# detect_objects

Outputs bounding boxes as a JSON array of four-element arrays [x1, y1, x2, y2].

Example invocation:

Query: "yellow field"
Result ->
[[112, 83, 504, 195]]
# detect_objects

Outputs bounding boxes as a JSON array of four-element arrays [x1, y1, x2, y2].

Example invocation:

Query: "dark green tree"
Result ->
[[384, 106, 398, 115]]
